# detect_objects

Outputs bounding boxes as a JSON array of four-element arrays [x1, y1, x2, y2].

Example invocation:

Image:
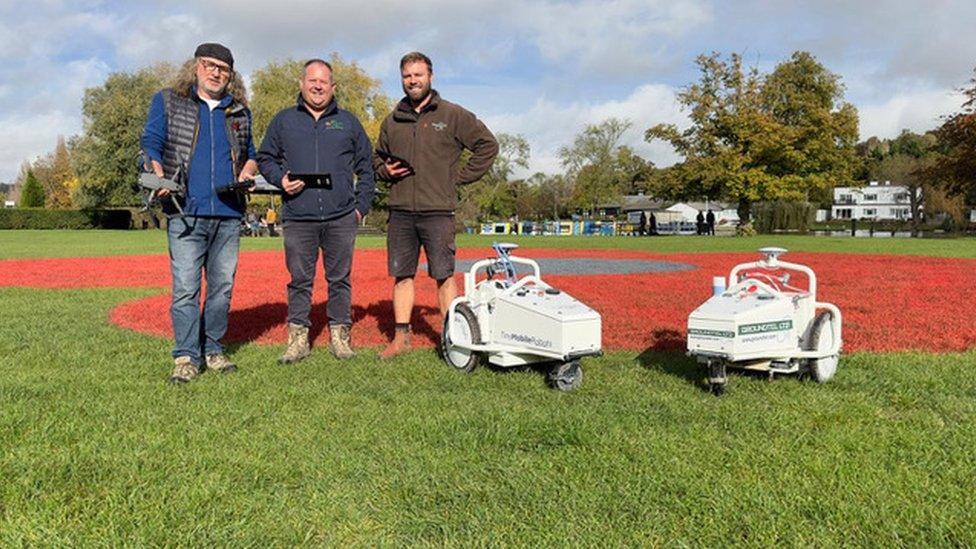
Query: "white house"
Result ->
[[831, 181, 918, 221]]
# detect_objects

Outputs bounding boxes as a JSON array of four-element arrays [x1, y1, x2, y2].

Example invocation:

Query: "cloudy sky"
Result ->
[[1, 0, 975, 182]]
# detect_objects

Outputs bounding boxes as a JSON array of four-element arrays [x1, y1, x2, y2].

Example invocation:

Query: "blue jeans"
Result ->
[[167, 216, 240, 364]]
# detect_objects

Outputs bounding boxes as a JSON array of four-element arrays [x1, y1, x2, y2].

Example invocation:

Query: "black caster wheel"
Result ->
[[549, 360, 582, 392], [707, 361, 727, 397]]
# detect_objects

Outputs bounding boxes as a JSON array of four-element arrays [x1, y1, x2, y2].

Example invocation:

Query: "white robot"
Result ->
[[441, 243, 602, 391], [687, 247, 842, 395]]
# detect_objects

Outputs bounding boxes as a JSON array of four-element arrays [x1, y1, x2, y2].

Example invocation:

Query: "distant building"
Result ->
[[666, 201, 738, 224], [831, 181, 918, 221], [594, 195, 739, 225], [595, 193, 667, 217]]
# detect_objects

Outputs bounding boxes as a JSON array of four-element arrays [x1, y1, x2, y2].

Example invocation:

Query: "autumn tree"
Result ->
[[31, 136, 77, 208], [646, 51, 859, 222], [760, 51, 860, 206], [250, 54, 392, 146], [931, 68, 976, 212]]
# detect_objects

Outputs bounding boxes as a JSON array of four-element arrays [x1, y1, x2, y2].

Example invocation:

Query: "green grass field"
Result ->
[[1, 231, 974, 545]]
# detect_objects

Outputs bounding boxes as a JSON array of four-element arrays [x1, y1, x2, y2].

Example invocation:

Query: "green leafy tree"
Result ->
[[860, 130, 956, 234], [646, 51, 859, 222], [559, 118, 633, 215], [760, 51, 860, 207], [73, 63, 175, 207], [20, 170, 45, 207], [531, 172, 574, 220], [250, 54, 392, 146], [457, 133, 529, 225]]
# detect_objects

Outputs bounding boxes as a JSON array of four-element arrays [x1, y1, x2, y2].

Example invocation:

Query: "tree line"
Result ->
[[9, 50, 976, 229]]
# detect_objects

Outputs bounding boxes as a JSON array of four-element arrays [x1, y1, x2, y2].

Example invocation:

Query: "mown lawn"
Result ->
[[1, 230, 974, 545], [3, 229, 976, 259]]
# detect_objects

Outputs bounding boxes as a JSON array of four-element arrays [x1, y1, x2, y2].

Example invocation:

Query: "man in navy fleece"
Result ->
[[141, 42, 258, 384], [257, 59, 375, 363]]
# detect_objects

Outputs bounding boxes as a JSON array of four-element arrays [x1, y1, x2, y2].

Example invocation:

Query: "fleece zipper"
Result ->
[[209, 108, 216, 215]]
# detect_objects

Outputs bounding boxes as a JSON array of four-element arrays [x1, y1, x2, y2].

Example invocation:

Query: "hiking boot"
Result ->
[[379, 329, 412, 359], [329, 324, 355, 360], [168, 356, 199, 385], [205, 353, 238, 374], [278, 322, 310, 364]]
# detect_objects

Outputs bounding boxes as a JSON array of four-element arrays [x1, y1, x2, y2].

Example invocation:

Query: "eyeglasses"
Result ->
[[199, 59, 231, 77]]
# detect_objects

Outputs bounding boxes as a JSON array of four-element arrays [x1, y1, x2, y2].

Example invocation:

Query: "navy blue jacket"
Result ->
[[141, 89, 256, 218], [257, 96, 375, 221]]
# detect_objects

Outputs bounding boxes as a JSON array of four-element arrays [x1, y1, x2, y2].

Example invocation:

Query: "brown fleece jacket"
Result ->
[[373, 91, 498, 213]]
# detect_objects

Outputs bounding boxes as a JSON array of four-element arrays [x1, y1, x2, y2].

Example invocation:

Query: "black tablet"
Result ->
[[289, 173, 332, 189], [375, 150, 415, 176]]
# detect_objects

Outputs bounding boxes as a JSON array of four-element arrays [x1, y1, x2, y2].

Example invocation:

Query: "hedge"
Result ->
[[752, 200, 815, 233], [0, 208, 133, 230]]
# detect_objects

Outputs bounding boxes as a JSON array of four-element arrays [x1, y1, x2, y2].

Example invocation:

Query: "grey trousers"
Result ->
[[283, 211, 358, 327]]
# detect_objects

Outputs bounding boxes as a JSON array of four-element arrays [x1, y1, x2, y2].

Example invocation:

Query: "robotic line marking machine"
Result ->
[[687, 247, 843, 396], [441, 242, 602, 391]]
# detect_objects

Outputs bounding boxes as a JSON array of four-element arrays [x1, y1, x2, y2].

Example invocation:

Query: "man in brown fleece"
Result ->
[[374, 51, 499, 358]]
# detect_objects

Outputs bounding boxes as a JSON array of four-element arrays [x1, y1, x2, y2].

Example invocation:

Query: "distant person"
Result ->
[[141, 42, 257, 384], [696, 210, 705, 235], [246, 212, 260, 236], [373, 51, 499, 358], [638, 211, 647, 236], [257, 59, 376, 363], [649, 212, 657, 235], [706, 209, 716, 235], [264, 206, 278, 236]]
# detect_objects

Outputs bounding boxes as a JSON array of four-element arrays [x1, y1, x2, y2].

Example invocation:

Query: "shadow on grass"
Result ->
[[635, 328, 704, 391], [224, 299, 441, 347], [352, 300, 441, 345]]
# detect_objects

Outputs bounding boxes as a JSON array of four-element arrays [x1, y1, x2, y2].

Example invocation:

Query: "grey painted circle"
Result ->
[[421, 258, 697, 275]]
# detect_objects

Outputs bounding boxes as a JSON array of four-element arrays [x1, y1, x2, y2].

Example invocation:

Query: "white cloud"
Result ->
[[858, 88, 964, 139], [0, 111, 80, 182], [113, 14, 208, 66], [520, 0, 711, 76], [484, 84, 688, 176], [2, 0, 975, 184]]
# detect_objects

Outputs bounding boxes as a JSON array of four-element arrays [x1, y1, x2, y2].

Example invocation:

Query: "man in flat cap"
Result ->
[[141, 42, 258, 384]]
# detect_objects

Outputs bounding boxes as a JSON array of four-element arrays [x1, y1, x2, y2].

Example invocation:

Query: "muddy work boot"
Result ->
[[278, 323, 310, 364], [379, 327, 412, 359], [328, 324, 355, 360], [205, 353, 238, 374], [168, 356, 199, 385]]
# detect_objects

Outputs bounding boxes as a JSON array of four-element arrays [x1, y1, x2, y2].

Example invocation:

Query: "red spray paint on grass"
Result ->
[[1, 249, 973, 353]]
